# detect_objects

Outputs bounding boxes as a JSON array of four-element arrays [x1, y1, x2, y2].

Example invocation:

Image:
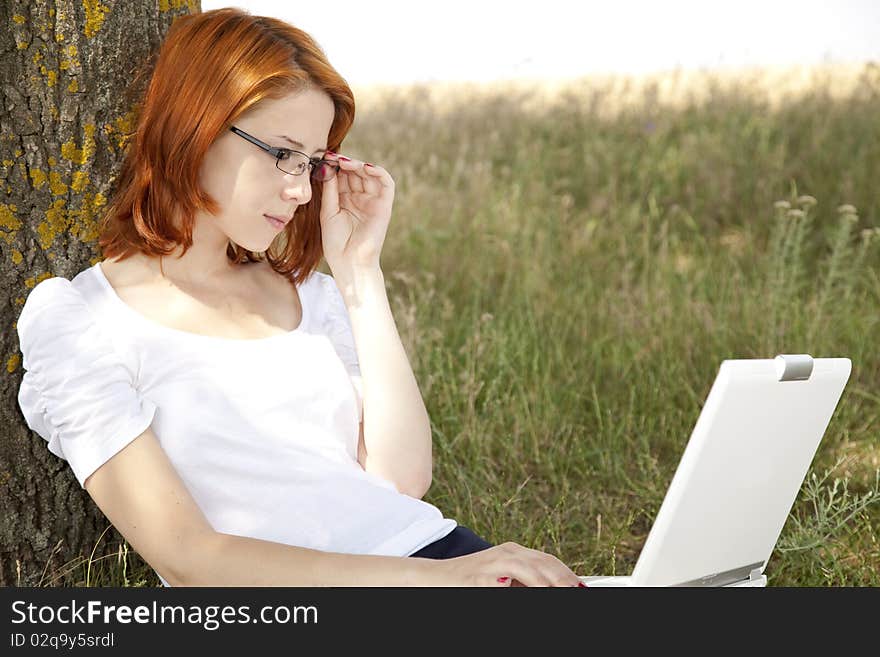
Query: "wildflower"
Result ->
[[796, 195, 817, 207], [860, 229, 874, 243], [774, 200, 791, 210], [786, 209, 805, 219], [836, 204, 857, 214]]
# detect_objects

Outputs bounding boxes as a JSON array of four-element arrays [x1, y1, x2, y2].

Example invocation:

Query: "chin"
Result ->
[[234, 235, 276, 253]]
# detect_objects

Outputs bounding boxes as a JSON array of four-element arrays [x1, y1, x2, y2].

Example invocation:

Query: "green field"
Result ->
[[53, 63, 879, 586]]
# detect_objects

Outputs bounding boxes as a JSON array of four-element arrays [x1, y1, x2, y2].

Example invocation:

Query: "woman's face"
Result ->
[[198, 87, 336, 253]]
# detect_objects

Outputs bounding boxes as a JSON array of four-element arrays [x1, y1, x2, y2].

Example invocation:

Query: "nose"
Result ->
[[281, 171, 311, 205]]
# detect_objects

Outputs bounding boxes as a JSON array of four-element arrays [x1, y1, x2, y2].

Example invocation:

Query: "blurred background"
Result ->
[[199, 2, 880, 585], [203, 0, 879, 86]]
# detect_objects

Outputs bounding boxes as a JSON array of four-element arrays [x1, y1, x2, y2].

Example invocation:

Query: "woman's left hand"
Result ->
[[319, 153, 395, 275]]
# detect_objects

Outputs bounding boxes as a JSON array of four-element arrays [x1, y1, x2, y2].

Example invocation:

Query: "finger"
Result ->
[[334, 162, 364, 195], [336, 170, 353, 195], [331, 155, 385, 196], [534, 561, 579, 587], [502, 548, 578, 587], [362, 161, 394, 190], [320, 162, 341, 217], [504, 561, 554, 587], [323, 153, 354, 195], [525, 549, 583, 586]]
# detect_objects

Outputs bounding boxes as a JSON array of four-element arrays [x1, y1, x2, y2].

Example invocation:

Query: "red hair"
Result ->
[[97, 7, 356, 287]]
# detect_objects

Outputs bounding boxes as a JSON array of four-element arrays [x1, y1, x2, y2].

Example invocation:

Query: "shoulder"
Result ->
[[98, 255, 150, 290], [18, 275, 89, 338], [16, 273, 108, 377]]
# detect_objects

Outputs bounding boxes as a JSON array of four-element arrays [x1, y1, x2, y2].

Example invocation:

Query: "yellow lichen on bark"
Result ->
[[48, 171, 68, 196], [0, 204, 23, 245], [24, 272, 55, 289], [29, 170, 47, 189], [102, 108, 140, 150], [60, 45, 80, 71], [82, 0, 111, 38], [159, 0, 198, 11], [69, 191, 107, 243], [61, 124, 97, 165], [37, 200, 68, 249], [71, 171, 90, 193]]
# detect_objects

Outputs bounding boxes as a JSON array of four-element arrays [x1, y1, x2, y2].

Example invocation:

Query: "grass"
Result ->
[[35, 62, 879, 586]]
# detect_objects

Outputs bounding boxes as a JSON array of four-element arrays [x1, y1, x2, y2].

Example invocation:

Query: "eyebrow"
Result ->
[[275, 135, 327, 155]]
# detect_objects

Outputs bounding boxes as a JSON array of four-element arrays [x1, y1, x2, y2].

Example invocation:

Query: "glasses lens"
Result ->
[[277, 153, 338, 182], [311, 160, 338, 182], [276, 151, 309, 176]]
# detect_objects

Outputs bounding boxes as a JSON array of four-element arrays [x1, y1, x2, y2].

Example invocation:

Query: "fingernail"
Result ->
[[578, 582, 588, 587], [364, 162, 374, 167], [497, 577, 509, 583], [325, 150, 336, 156], [338, 155, 351, 161]]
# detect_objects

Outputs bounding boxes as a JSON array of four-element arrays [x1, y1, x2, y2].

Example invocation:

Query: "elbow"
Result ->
[[164, 530, 221, 587], [401, 472, 432, 500]]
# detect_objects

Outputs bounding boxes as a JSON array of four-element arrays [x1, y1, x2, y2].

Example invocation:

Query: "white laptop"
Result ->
[[579, 354, 852, 587]]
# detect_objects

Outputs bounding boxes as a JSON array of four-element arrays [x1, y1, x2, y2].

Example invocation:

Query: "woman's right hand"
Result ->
[[429, 542, 587, 587]]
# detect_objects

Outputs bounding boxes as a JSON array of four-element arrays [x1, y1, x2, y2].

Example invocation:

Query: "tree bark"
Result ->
[[1, 0, 200, 587]]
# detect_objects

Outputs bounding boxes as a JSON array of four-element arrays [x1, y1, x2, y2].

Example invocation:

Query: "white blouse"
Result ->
[[16, 262, 456, 586]]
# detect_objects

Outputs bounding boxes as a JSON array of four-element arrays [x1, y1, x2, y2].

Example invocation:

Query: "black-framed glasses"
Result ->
[[229, 126, 339, 182]]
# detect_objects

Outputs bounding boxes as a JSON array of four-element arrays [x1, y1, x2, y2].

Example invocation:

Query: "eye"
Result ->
[[276, 149, 292, 160]]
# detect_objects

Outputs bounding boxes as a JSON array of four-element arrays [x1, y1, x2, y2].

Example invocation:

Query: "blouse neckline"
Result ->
[[91, 261, 309, 344]]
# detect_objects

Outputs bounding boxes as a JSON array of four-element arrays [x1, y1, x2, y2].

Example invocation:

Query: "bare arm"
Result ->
[[84, 425, 444, 586], [192, 531, 443, 587], [335, 266, 433, 499]]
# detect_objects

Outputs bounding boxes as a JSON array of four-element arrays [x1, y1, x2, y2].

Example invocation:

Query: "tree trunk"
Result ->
[[1, 0, 200, 587]]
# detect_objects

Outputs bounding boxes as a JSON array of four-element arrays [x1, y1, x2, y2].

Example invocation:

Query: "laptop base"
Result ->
[[578, 574, 768, 587]]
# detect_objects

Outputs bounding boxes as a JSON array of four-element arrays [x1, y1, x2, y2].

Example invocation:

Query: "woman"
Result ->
[[16, 7, 585, 588]]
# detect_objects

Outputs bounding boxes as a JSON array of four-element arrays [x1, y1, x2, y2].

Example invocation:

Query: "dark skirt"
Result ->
[[408, 525, 494, 559]]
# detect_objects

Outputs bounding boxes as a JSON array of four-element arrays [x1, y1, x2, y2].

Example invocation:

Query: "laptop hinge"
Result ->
[[775, 354, 813, 381], [674, 561, 764, 586], [749, 566, 764, 581]]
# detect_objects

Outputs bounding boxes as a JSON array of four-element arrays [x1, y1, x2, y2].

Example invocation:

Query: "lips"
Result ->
[[264, 213, 291, 225]]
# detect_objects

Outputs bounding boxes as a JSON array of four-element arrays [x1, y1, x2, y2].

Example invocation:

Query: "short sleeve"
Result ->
[[16, 277, 158, 489], [320, 274, 364, 423]]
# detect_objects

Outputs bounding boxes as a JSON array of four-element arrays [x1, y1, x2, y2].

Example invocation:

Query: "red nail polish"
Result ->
[[578, 582, 588, 587], [338, 155, 351, 161], [325, 150, 336, 156], [364, 162, 374, 167], [497, 577, 509, 583]]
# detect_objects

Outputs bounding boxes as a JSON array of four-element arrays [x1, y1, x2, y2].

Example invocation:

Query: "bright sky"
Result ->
[[202, 1, 880, 86]]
